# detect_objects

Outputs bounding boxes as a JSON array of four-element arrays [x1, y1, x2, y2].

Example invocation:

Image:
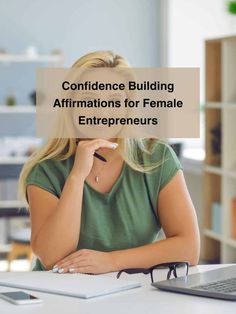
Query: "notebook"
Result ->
[[0, 271, 141, 299]]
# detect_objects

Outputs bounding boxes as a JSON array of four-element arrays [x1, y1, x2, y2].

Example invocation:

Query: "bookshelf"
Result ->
[[0, 106, 35, 114], [0, 52, 63, 136], [0, 52, 63, 247], [0, 53, 63, 63], [203, 35, 236, 263]]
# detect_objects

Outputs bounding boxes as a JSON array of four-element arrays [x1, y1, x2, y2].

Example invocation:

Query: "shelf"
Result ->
[[0, 54, 63, 63], [203, 231, 236, 250], [205, 102, 223, 109], [205, 166, 236, 178], [205, 165, 222, 175], [223, 103, 236, 109], [224, 169, 236, 179], [0, 244, 11, 254], [0, 156, 28, 164], [205, 102, 236, 109], [0, 106, 35, 113], [204, 229, 223, 242], [225, 237, 236, 249], [0, 200, 26, 209]]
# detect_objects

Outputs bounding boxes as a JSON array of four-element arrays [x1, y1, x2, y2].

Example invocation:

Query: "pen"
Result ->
[[94, 152, 107, 162], [75, 140, 107, 162]]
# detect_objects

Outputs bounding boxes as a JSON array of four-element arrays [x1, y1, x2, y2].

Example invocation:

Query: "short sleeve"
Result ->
[[159, 144, 183, 190], [25, 162, 58, 201]]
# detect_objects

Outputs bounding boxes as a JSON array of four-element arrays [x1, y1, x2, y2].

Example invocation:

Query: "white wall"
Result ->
[[0, 0, 165, 138], [168, 0, 235, 101], [0, 0, 163, 106]]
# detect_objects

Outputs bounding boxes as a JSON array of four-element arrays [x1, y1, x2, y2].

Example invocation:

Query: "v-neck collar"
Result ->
[[84, 161, 127, 199]]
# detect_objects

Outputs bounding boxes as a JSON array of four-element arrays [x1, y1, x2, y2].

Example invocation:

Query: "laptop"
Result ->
[[152, 265, 236, 301]]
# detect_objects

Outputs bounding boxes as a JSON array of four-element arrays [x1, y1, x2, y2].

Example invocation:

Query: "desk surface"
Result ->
[[0, 264, 235, 314]]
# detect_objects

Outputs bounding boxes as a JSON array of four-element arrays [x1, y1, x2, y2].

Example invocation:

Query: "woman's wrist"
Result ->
[[68, 170, 86, 184], [109, 251, 122, 272]]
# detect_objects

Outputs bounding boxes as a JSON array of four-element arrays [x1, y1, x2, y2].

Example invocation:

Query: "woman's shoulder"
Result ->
[[142, 140, 176, 163], [153, 141, 180, 160], [142, 139, 182, 185], [25, 155, 74, 199], [26, 155, 74, 188], [153, 141, 183, 188]]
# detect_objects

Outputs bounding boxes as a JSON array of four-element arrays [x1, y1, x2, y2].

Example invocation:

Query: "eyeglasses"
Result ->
[[117, 261, 189, 283]]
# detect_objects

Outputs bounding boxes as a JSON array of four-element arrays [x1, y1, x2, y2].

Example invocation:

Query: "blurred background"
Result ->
[[0, 0, 236, 271]]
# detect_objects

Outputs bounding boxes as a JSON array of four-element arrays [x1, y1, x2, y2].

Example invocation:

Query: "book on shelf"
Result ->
[[231, 198, 236, 239], [211, 202, 221, 234]]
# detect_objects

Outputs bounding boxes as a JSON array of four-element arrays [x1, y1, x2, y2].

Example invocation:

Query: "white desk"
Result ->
[[0, 264, 235, 314]]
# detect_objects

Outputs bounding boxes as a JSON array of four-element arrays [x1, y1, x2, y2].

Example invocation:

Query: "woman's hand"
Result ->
[[52, 249, 117, 274], [71, 139, 118, 180]]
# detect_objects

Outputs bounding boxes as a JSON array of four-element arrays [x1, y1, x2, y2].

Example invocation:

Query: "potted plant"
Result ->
[[227, 1, 236, 14]]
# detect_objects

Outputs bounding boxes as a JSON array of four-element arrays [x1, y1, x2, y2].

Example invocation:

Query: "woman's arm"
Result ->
[[111, 169, 200, 269], [54, 170, 200, 273], [27, 139, 118, 270], [27, 174, 84, 270]]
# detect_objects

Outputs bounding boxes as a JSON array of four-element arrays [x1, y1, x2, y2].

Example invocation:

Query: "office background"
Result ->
[[0, 0, 235, 271]]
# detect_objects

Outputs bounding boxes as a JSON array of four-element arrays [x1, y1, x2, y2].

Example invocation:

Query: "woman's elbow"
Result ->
[[187, 235, 201, 266], [31, 234, 77, 270], [31, 249, 56, 270], [31, 237, 55, 270], [189, 253, 200, 266]]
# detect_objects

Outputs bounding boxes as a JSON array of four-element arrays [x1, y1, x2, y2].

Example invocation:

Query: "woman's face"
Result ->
[[70, 68, 129, 139]]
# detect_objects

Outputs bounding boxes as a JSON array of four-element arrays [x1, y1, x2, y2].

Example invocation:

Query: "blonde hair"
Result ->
[[18, 51, 163, 205]]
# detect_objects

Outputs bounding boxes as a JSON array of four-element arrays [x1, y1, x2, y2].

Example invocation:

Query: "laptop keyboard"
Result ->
[[193, 278, 236, 294]]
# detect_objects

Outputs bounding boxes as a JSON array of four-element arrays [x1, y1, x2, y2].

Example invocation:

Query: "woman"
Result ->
[[19, 51, 200, 274]]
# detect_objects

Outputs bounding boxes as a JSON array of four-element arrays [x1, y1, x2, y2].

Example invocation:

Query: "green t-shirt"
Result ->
[[25, 142, 182, 270]]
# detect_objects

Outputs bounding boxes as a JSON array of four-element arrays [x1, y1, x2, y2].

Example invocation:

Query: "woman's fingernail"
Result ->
[[69, 268, 76, 273], [58, 268, 64, 274], [52, 267, 59, 273], [111, 143, 118, 149]]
